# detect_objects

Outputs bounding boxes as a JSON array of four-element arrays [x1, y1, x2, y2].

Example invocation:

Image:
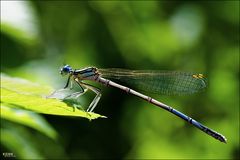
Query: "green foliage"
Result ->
[[1, 74, 106, 119], [1, 105, 57, 140], [1, 123, 45, 159], [1, 73, 106, 158], [1, 1, 239, 159]]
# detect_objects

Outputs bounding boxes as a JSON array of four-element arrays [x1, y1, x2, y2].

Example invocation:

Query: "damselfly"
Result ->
[[51, 65, 227, 143]]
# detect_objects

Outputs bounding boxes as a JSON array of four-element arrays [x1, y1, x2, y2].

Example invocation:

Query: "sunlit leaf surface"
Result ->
[[1, 74, 106, 120], [1, 105, 58, 140]]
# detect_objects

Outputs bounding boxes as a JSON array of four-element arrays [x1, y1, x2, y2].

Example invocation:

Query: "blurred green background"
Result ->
[[1, 1, 239, 159]]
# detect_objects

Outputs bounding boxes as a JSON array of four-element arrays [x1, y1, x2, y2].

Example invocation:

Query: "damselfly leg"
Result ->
[[79, 81, 102, 112], [47, 77, 85, 99], [63, 78, 87, 98], [64, 75, 71, 89]]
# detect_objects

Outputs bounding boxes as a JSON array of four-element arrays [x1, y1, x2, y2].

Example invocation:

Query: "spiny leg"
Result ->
[[64, 78, 86, 98], [88, 92, 102, 112], [48, 76, 74, 98], [63, 89, 87, 99], [64, 75, 71, 89], [80, 82, 102, 112], [64, 80, 88, 112]]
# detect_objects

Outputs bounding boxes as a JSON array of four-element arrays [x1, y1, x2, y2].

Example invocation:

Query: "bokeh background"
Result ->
[[1, 1, 239, 159]]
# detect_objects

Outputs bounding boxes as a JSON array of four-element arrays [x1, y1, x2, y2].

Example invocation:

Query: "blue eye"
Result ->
[[60, 65, 72, 75]]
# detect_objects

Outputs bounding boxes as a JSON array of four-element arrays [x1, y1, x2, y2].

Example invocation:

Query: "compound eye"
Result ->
[[60, 65, 72, 75], [63, 67, 69, 72]]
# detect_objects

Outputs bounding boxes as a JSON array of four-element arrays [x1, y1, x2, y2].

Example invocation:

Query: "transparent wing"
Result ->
[[98, 68, 207, 95]]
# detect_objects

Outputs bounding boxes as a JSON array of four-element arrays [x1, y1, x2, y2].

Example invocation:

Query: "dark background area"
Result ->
[[1, 1, 239, 159]]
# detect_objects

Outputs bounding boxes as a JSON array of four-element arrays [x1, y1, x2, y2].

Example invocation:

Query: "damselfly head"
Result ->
[[60, 65, 72, 75]]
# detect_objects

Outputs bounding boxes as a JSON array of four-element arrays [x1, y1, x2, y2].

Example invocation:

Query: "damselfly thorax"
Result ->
[[72, 67, 100, 81]]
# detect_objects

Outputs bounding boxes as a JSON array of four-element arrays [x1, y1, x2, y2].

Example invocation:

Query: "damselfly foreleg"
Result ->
[[64, 75, 71, 89]]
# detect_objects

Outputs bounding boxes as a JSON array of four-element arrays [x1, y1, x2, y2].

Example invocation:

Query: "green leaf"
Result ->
[[1, 23, 38, 46], [1, 124, 45, 159], [1, 104, 58, 140], [1, 74, 106, 120]]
